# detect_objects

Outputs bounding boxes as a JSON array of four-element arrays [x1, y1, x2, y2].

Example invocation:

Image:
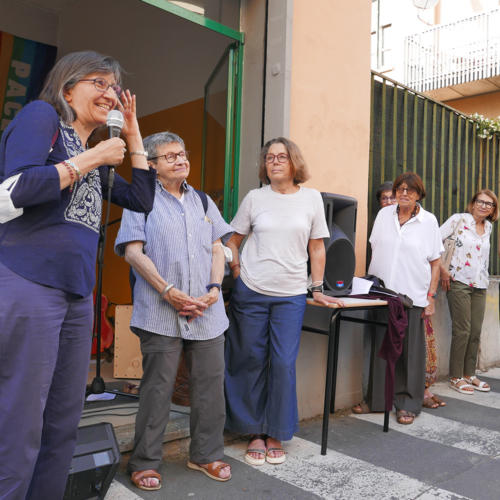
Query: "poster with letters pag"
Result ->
[[0, 31, 56, 140]]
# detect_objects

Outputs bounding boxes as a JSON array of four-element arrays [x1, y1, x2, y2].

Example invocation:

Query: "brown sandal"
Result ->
[[352, 401, 371, 414], [431, 395, 446, 407], [187, 460, 232, 482], [396, 410, 415, 425], [130, 469, 161, 491], [422, 397, 439, 409]]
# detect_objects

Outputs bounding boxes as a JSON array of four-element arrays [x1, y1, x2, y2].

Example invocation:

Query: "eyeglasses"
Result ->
[[381, 196, 395, 202], [79, 78, 122, 96], [149, 151, 189, 163], [395, 186, 417, 195], [265, 153, 289, 164], [475, 199, 495, 208]]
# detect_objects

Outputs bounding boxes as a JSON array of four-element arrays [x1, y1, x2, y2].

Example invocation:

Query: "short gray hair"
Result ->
[[143, 131, 186, 161], [39, 50, 122, 124]]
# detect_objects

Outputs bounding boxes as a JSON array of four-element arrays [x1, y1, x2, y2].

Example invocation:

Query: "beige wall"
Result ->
[[290, 0, 372, 275], [444, 91, 500, 119]]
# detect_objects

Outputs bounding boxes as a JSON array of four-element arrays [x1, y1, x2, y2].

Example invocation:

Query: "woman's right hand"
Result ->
[[91, 137, 127, 166], [440, 269, 452, 291]]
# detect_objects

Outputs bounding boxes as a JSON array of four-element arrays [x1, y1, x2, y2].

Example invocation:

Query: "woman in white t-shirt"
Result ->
[[440, 189, 498, 394], [224, 137, 343, 465]]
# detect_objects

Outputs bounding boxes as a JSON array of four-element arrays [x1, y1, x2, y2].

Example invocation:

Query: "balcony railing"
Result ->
[[404, 8, 500, 92]]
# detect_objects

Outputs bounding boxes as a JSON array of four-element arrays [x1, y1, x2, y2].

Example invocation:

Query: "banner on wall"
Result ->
[[0, 31, 57, 138]]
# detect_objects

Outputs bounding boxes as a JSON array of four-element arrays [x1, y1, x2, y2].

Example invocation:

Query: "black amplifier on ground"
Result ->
[[63, 422, 120, 500]]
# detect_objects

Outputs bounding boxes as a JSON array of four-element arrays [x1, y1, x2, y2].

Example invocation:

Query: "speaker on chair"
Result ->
[[63, 422, 120, 500], [320, 192, 357, 295]]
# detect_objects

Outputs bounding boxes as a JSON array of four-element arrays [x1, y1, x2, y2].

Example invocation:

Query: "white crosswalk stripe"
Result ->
[[353, 410, 500, 457], [224, 437, 472, 500]]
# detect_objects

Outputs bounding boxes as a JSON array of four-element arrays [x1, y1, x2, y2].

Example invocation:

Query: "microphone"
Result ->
[[106, 109, 124, 139]]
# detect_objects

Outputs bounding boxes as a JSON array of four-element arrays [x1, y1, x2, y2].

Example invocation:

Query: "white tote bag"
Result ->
[[0, 173, 23, 223]]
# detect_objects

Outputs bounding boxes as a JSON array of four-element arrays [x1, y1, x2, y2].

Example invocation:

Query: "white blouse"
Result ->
[[440, 213, 492, 289]]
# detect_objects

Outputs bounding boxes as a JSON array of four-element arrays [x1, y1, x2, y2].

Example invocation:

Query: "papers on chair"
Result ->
[[349, 277, 373, 295]]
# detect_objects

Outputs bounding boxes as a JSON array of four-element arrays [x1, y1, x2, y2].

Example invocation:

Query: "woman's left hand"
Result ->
[[312, 291, 345, 307], [197, 287, 220, 308], [423, 299, 435, 317], [116, 89, 140, 138]]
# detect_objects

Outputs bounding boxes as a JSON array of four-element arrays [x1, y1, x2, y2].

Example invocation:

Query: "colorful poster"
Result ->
[[0, 31, 57, 138]]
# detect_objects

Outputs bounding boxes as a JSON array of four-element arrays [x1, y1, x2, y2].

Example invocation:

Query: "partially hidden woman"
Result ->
[[224, 137, 343, 465], [0, 51, 155, 499], [440, 189, 498, 394], [368, 172, 443, 425]]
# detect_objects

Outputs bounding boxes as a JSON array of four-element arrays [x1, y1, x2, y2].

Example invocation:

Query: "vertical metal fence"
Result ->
[[369, 71, 500, 274]]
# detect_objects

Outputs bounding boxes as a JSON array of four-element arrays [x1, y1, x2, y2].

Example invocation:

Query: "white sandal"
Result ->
[[449, 377, 474, 394], [464, 376, 491, 392]]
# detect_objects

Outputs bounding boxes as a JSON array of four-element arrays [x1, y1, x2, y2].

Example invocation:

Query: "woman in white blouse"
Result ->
[[440, 189, 498, 394]]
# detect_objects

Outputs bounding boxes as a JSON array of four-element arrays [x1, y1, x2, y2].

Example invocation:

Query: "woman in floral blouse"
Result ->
[[440, 189, 498, 394]]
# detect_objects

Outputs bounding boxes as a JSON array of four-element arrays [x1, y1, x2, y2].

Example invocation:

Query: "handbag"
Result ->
[[442, 216, 465, 270], [0, 173, 23, 223]]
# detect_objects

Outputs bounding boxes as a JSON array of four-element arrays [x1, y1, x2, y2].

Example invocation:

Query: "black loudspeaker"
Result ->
[[321, 192, 357, 295], [63, 423, 120, 500]]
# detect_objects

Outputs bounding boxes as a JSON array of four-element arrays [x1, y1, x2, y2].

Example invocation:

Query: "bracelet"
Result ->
[[67, 160, 82, 180], [309, 285, 324, 294], [311, 280, 324, 287], [62, 161, 75, 192], [130, 151, 148, 157], [427, 291, 437, 299], [161, 283, 174, 296], [206, 283, 221, 292]]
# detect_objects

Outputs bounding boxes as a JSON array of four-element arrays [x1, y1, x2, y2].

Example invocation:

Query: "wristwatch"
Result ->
[[206, 283, 221, 292]]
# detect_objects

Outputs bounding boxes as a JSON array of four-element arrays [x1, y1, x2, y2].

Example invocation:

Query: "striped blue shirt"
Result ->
[[115, 181, 233, 340]]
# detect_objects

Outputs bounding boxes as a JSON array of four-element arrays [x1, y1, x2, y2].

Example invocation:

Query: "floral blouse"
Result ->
[[440, 213, 492, 289]]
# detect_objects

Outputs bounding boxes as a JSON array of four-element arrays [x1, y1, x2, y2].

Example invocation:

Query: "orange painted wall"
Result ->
[[290, 0, 372, 275], [444, 91, 500, 119]]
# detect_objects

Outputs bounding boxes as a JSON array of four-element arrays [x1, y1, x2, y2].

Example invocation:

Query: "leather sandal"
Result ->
[[245, 435, 266, 465], [422, 397, 439, 409], [431, 394, 446, 407], [187, 460, 232, 482], [449, 377, 474, 394], [130, 469, 161, 491], [265, 437, 286, 464], [464, 375, 491, 392], [352, 401, 371, 414], [396, 410, 415, 425]]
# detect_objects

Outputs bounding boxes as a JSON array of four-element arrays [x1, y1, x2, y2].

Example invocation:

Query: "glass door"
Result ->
[[201, 42, 242, 220]]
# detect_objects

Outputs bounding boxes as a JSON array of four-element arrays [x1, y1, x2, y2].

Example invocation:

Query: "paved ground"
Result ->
[[105, 368, 500, 499]]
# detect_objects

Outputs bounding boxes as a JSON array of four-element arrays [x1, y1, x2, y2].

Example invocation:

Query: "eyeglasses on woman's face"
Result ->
[[475, 198, 495, 209], [265, 153, 289, 164], [79, 77, 122, 96], [149, 151, 189, 163], [395, 186, 417, 195]]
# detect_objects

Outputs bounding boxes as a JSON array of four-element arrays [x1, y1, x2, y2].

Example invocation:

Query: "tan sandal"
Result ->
[[187, 460, 232, 482], [396, 410, 415, 425], [130, 469, 161, 491]]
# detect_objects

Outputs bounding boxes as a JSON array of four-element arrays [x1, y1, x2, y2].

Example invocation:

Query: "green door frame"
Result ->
[[140, 0, 244, 219]]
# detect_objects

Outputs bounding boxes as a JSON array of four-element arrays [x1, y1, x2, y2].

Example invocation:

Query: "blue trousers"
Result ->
[[224, 277, 306, 441], [0, 262, 93, 500]]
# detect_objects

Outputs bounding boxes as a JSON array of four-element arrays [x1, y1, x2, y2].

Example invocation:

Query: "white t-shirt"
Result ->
[[440, 213, 492, 289], [368, 204, 443, 307], [231, 185, 330, 297]]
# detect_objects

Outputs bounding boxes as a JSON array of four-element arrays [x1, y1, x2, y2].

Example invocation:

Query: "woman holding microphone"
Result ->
[[0, 51, 155, 499]]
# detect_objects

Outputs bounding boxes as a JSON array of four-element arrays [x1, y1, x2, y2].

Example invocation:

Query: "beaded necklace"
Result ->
[[397, 204, 419, 226]]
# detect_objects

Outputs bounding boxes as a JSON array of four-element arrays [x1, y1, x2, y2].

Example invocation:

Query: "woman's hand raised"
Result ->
[[116, 89, 140, 139]]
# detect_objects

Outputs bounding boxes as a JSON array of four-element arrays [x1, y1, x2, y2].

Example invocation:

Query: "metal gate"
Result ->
[[369, 71, 500, 274]]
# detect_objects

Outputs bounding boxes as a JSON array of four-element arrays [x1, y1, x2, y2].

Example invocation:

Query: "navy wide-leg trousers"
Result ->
[[224, 277, 306, 441], [0, 262, 93, 500]]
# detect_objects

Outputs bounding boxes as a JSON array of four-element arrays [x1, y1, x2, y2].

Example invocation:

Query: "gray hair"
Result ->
[[143, 131, 186, 161], [39, 50, 122, 124]]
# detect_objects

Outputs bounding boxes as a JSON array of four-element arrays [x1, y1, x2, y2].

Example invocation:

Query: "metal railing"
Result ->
[[369, 71, 500, 274], [404, 8, 500, 92]]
